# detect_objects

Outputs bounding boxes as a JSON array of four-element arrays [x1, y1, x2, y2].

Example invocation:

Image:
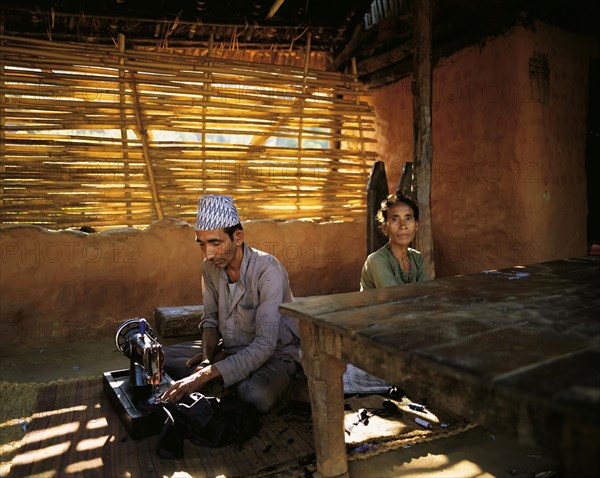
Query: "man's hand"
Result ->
[[161, 365, 221, 403], [185, 353, 206, 369]]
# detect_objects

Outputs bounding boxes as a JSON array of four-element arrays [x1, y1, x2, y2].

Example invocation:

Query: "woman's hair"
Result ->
[[376, 194, 419, 227]]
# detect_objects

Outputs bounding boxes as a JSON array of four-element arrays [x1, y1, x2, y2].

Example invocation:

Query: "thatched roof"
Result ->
[[1, 0, 598, 86], [0, 0, 370, 52]]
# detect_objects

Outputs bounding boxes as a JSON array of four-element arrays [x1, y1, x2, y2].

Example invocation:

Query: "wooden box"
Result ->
[[103, 369, 174, 439], [154, 305, 203, 338]]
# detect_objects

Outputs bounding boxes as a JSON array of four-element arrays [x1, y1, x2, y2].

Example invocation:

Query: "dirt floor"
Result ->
[[0, 338, 560, 478]]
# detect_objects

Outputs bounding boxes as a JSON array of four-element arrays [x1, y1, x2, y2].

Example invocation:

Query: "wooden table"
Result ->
[[280, 256, 600, 477]]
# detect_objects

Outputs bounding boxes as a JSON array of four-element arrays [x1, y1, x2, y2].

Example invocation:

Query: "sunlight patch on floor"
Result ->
[[350, 452, 488, 478]]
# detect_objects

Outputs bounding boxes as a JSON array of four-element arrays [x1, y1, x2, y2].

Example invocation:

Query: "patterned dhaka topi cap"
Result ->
[[195, 195, 241, 231]]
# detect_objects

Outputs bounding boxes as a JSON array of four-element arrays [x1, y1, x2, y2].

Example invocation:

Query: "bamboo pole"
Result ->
[[0, 65, 371, 108], [0, 18, 5, 212], [119, 34, 133, 226], [266, 0, 287, 19], [128, 70, 164, 220], [296, 32, 311, 210], [0, 33, 333, 69], [0, 37, 362, 87], [201, 33, 213, 195], [351, 57, 367, 164], [0, 51, 318, 84]]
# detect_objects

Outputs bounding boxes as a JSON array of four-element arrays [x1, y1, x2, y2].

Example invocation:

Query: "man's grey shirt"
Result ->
[[200, 243, 300, 387]]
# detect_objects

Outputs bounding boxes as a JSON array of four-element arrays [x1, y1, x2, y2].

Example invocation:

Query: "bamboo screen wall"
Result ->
[[0, 35, 377, 230]]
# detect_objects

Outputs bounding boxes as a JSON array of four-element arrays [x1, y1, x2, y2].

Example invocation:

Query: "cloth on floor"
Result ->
[[343, 364, 392, 394], [155, 391, 261, 459], [342, 393, 475, 460]]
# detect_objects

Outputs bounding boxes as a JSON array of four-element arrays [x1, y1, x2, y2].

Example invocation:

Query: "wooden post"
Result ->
[[396, 161, 414, 197], [299, 321, 349, 478], [128, 70, 164, 220], [367, 160, 388, 255], [412, 0, 435, 279]]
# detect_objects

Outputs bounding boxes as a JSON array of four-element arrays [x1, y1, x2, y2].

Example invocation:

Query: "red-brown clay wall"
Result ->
[[2, 21, 596, 346], [0, 219, 364, 346], [372, 21, 596, 277]]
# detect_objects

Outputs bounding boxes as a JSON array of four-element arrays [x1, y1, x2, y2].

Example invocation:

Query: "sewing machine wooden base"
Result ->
[[103, 369, 174, 439]]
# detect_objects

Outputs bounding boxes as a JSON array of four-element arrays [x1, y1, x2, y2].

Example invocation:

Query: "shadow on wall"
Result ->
[[0, 218, 365, 346]]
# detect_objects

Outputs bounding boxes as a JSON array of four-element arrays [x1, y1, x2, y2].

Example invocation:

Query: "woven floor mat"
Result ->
[[6, 379, 472, 477]]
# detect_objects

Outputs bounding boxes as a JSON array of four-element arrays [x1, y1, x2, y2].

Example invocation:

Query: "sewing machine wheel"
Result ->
[[115, 318, 159, 357]]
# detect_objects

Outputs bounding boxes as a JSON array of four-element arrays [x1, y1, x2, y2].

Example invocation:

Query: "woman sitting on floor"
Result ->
[[361, 193, 428, 290], [343, 194, 429, 395]]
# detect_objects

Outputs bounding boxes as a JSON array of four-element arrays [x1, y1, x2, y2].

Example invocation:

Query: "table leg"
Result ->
[[300, 321, 349, 478]]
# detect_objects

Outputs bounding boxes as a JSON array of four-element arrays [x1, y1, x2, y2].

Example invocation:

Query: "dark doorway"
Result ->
[[586, 58, 600, 249]]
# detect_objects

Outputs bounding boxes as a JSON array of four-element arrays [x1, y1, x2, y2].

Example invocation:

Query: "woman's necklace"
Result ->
[[387, 244, 413, 281]]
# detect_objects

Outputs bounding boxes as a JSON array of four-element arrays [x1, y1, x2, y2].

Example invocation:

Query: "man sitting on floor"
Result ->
[[161, 194, 300, 413]]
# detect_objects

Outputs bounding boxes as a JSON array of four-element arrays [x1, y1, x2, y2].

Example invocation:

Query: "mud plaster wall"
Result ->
[[372, 21, 597, 277], [0, 219, 364, 346]]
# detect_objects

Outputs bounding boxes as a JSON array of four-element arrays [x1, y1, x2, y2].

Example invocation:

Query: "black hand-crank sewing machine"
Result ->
[[103, 318, 174, 438]]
